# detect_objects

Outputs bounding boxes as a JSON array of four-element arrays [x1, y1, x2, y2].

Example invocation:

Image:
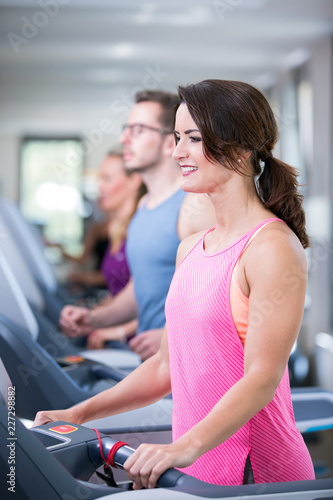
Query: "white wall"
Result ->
[[304, 36, 333, 352]]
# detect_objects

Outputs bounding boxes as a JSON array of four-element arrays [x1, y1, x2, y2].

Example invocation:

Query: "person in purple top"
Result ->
[[100, 239, 130, 297]]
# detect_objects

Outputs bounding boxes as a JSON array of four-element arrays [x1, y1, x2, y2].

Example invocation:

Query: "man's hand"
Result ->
[[59, 305, 93, 337], [128, 329, 163, 361]]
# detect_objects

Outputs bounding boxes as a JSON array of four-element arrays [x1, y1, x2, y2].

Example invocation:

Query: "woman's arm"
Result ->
[[33, 325, 171, 426], [68, 269, 107, 286], [123, 225, 308, 489], [87, 319, 138, 349]]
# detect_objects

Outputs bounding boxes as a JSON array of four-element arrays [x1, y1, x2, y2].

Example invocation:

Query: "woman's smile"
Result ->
[[180, 165, 199, 176]]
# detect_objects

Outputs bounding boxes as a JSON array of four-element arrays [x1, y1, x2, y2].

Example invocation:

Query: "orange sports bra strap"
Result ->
[[242, 218, 284, 254]]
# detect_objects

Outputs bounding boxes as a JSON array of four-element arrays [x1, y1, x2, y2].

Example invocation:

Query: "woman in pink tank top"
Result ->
[[34, 80, 315, 489]]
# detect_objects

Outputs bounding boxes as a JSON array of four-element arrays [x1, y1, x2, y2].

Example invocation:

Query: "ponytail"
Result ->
[[257, 156, 309, 248]]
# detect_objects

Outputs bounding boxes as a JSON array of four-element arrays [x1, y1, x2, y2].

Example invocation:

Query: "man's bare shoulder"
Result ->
[[178, 192, 216, 239], [181, 192, 213, 217]]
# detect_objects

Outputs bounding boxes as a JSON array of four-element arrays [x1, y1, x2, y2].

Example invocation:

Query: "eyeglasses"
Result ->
[[122, 123, 173, 137]]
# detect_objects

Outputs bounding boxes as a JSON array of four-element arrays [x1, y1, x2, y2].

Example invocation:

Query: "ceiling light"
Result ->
[[111, 43, 134, 60], [283, 48, 311, 69]]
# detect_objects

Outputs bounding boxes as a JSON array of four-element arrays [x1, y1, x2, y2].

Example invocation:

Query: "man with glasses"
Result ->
[[60, 90, 216, 360]]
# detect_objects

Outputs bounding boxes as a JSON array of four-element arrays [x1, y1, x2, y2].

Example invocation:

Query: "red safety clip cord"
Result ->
[[92, 428, 128, 468]]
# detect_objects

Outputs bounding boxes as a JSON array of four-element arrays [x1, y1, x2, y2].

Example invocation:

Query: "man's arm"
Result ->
[[60, 279, 138, 337], [92, 279, 138, 328]]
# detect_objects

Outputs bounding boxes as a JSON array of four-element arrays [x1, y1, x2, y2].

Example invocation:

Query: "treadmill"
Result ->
[[0, 251, 161, 421], [0, 403, 332, 500], [0, 196, 118, 323], [0, 239, 140, 368], [0, 196, 80, 323]]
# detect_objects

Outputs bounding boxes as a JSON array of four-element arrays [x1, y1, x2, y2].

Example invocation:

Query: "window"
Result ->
[[20, 138, 84, 255], [279, 74, 312, 195]]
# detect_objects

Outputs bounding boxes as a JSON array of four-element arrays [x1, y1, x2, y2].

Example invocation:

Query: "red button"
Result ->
[[49, 425, 78, 434], [63, 355, 84, 363]]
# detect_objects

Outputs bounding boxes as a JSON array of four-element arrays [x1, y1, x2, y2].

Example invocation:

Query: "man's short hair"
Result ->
[[135, 90, 180, 130]]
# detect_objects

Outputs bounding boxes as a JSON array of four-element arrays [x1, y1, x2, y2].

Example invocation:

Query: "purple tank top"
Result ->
[[100, 239, 130, 296]]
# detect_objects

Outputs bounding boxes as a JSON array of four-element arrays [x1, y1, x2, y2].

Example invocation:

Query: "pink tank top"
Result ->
[[165, 218, 315, 485]]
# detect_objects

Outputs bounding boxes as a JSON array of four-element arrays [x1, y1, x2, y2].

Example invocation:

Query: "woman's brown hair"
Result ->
[[177, 80, 309, 248], [105, 149, 147, 250]]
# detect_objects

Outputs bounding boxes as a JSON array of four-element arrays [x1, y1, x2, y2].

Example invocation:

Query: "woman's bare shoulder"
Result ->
[[245, 220, 307, 283]]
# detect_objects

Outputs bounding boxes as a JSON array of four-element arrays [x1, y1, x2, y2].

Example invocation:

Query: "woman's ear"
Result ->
[[235, 149, 253, 168], [239, 149, 252, 162]]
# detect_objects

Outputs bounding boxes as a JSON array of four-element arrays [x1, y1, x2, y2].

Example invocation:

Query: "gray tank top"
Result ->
[[126, 189, 186, 333]]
